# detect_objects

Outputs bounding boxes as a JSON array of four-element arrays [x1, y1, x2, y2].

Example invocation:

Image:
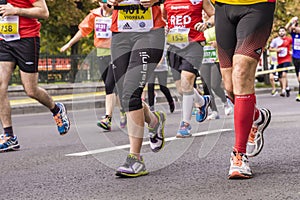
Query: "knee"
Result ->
[[24, 87, 38, 98], [122, 91, 143, 112]]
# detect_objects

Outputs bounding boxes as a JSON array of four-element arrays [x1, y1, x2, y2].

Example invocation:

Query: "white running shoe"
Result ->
[[224, 99, 233, 116], [228, 151, 252, 179], [207, 111, 220, 120], [246, 108, 271, 157]]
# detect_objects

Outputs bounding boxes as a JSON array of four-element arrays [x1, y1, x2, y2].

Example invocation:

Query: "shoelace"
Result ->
[[233, 154, 243, 167], [53, 113, 63, 126], [248, 126, 258, 143], [180, 122, 190, 129], [232, 148, 244, 167]]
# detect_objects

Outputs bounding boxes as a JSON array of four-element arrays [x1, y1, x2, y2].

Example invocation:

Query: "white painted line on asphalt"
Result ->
[[65, 128, 232, 157]]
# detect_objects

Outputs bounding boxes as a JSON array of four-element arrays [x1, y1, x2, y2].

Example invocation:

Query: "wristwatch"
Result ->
[[206, 22, 212, 28]]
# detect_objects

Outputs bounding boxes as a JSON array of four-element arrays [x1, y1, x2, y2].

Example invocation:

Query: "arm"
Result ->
[[194, 0, 215, 32], [285, 17, 300, 33], [0, 0, 49, 19], [140, 0, 160, 8], [203, 0, 215, 26], [60, 31, 83, 52]]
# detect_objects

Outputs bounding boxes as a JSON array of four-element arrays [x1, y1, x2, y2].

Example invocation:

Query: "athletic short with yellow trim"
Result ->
[[0, 37, 40, 73], [215, 2, 275, 68]]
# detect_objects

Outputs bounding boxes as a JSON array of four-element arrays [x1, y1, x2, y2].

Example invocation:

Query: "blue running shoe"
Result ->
[[196, 95, 211, 122], [176, 121, 192, 138], [0, 134, 20, 152], [53, 103, 70, 135]]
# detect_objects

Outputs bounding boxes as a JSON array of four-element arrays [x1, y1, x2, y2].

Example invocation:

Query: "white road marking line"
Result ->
[[65, 128, 232, 157]]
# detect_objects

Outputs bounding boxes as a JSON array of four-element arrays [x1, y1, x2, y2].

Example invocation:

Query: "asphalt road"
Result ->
[[1, 92, 300, 200]]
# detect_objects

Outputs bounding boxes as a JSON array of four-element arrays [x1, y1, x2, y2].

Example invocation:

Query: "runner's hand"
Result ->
[[140, 0, 157, 8], [0, 3, 17, 17], [194, 22, 207, 32], [107, 0, 123, 6]]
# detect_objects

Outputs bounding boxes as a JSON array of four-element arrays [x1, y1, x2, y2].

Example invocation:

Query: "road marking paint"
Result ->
[[65, 128, 232, 157]]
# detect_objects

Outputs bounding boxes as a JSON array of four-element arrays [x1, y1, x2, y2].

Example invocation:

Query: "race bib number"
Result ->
[[167, 27, 190, 49], [202, 46, 217, 64], [117, 3, 153, 32], [294, 37, 300, 50], [0, 16, 20, 41], [95, 17, 112, 38], [278, 47, 288, 57]]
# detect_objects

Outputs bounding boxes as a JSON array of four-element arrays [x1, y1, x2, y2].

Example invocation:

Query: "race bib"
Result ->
[[0, 16, 20, 41], [294, 37, 300, 50], [117, 1, 153, 32], [95, 17, 112, 38], [167, 27, 190, 49], [278, 47, 288, 57], [202, 46, 217, 64]]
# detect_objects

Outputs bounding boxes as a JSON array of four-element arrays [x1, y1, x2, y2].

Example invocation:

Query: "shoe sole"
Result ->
[[0, 144, 20, 152], [196, 96, 211, 122], [247, 108, 271, 157], [228, 171, 252, 179], [176, 133, 192, 138], [97, 122, 111, 131], [115, 170, 149, 178], [151, 112, 166, 153]]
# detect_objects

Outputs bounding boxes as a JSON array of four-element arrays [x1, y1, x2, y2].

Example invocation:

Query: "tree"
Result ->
[[40, 0, 98, 55]]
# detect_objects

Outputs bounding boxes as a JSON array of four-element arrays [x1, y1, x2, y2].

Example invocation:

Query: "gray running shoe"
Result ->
[[148, 111, 166, 152], [116, 154, 149, 177], [246, 108, 271, 157]]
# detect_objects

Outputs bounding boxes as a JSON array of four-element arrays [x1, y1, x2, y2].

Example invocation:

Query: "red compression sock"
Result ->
[[234, 94, 256, 153]]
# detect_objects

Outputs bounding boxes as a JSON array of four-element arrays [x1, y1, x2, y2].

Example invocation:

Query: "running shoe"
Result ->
[[53, 103, 70, 135], [0, 134, 20, 152], [224, 99, 233, 116], [176, 121, 192, 138], [286, 87, 291, 97], [207, 111, 220, 120], [246, 108, 271, 157], [116, 154, 149, 177], [228, 151, 252, 179], [280, 90, 286, 97], [196, 95, 211, 122], [271, 89, 278, 96], [148, 111, 166, 152], [192, 107, 198, 116], [169, 101, 175, 113], [149, 106, 155, 112], [296, 94, 300, 102], [120, 112, 127, 128], [97, 116, 112, 131]]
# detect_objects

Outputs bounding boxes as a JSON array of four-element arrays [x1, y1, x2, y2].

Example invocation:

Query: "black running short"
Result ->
[[293, 57, 300, 78], [167, 42, 204, 81], [0, 37, 40, 73], [215, 2, 275, 68], [111, 28, 165, 112]]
